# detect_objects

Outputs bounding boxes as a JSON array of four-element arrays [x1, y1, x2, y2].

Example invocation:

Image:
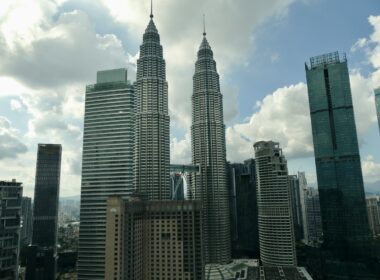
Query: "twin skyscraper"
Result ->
[[77, 8, 230, 280]]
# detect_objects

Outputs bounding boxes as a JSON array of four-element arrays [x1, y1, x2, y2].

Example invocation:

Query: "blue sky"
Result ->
[[0, 0, 379, 196]]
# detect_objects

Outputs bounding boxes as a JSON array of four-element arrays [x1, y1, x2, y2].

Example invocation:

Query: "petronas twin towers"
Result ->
[[134, 11, 231, 264], [78, 7, 230, 280]]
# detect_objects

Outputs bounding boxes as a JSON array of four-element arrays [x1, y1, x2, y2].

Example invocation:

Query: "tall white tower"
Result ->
[[191, 26, 231, 264], [254, 141, 297, 266], [134, 10, 170, 200]]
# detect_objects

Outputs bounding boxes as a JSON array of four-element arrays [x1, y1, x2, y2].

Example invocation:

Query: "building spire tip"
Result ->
[[150, 0, 153, 18], [203, 14, 206, 36]]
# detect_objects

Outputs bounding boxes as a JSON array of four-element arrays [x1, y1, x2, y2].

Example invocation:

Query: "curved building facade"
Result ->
[[134, 14, 170, 200], [191, 33, 231, 264], [254, 141, 296, 267]]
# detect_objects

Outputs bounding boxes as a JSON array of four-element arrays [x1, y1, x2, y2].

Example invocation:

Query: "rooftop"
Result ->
[[308, 51, 346, 69]]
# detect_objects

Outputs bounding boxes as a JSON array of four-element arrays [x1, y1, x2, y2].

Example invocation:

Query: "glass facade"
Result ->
[[375, 88, 380, 134], [0, 181, 22, 280], [306, 52, 373, 279], [77, 69, 135, 280], [32, 144, 61, 249]]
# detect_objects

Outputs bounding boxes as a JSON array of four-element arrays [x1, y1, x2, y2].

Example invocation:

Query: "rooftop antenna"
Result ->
[[203, 14, 206, 36], [150, 0, 153, 18]]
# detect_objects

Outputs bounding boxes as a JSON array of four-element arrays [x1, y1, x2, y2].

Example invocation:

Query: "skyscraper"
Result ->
[[254, 141, 297, 266], [227, 160, 259, 258], [32, 144, 61, 249], [375, 87, 380, 133], [366, 197, 380, 236], [20, 197, 33, 246], [105, 196, 204, 279], [306, 52, 373, 278], [134, 10, 170, 201], [191, 27, 231, 264], [26, 144, 61, 280], [304, 187, 322, 245], [0, 180, 22, 280], [77, 69, 135, 280], [289, 174, 304, 242]]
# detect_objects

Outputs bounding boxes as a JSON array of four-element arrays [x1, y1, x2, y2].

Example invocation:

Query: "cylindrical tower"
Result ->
[[254, 141, 297, 266]]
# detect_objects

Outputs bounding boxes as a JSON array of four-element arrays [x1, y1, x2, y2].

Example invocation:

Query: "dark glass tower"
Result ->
[[32, 144, 61, 249], [191, 29, 231, 264], [227, 159, 259, 259], [375, 87, 380, 134], [305, 52, 373, 279]]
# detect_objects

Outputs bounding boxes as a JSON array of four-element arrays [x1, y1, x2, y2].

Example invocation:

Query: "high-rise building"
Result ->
[[190, 28, 231, 264], [105, 196, 204, 279], [375, 87, 380, 133], [227, 160, 259, 258], [304, 188, 322, 245], [77, 68, 135, 280], [26, 144, 61, 280], [134, 11, 170, 201], [305, 51, 373, 278], [20, 197, 33, 246], [289, 175, 304, 242], [297, 172, 308, 243], [0, 180, 22, 280], [32, 144, 61, 249], [254, 141, 297, 266], [366, 197, 380, 236]]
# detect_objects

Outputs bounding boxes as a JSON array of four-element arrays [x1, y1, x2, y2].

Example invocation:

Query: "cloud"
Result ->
[[170, 132, 191, 164], [225, 83, 313, 162], [10, 99, 23, 111], [0, 117, 28, 159], [0, 6, 129, 88], [362, 155, 380, 183]]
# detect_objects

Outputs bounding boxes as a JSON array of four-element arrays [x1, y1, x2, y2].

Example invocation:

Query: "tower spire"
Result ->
[[150, 0, 153, 18], [203, 14, 206, 36]]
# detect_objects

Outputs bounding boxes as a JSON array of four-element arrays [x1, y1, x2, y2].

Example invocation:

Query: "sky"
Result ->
[[0, 0, 379, 198]]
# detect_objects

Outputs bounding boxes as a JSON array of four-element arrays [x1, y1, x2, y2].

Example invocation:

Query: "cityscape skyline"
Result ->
[[0, 1, 379, 199]]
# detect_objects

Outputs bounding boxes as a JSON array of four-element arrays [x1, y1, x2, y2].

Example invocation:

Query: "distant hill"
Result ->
[[365, 181, 380, 196], [60, 195, 80, 201]]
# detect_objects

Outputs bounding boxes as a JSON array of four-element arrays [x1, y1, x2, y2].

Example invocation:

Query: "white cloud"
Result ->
[[0, 116, 27, 159], [350, 38, 368, 53], [170, 132, 191, 164], [10, 99, 23, 111], [226, 83, 313, 162], [362, 155, 380, 183]]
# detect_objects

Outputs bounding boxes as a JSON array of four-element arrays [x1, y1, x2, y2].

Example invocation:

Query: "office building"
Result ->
[[227, 160, 259, 258], [190, 26, 231, 264], [366, 197, 380, 236], [0, 180, 22, 280], [254, 141, 297, 266], [304, 188, 322, 245], [134, 11, 170, 200], [105, 195, 204, 279], [375, 88, 380, 133], [289, 175, 304, 242], [20, 197, 33, 246], [32, 144, 61, 248], [26, 144, 61, 280], [25, 246, 55, 280], [306, 51, 373, 278], [77, 68, 135, 280]]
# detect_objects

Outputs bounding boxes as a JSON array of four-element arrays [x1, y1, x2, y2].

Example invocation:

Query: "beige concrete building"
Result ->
[[366, 197, 380, 236], [105, 196, 204, 280]]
